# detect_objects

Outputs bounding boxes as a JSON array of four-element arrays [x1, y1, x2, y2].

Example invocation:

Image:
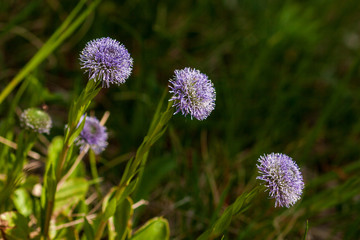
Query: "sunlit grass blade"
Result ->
[[0, 0, 101, 104], [303, 220, 309, 240]]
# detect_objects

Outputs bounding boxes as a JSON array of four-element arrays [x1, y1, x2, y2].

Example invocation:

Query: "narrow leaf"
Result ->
[[303, 220, 309, 240], [130, 217, 170, 240], [84, 217, 95, 240], [54, 178, 89, 214], [113, 197, 133, 240], [68, 113, 87, 146], [103, 197, 117, 221], [12, 188, 32, 217]]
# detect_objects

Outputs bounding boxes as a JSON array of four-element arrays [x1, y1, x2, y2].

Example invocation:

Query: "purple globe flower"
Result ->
[[80, 37, 133, 87], [256, 153, 304, 208], [169, 67, 216, 120], [77, 116, 108, 154]]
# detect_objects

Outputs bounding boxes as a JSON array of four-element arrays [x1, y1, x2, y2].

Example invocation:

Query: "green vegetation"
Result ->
[[1, 0, 360, 239]]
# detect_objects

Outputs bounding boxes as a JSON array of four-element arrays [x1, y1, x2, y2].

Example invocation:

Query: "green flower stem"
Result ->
[[56, 146, 69, 181], [136, 102, 174, 185], [94, 94, 174, 240], [42, 80, 101, 239], [55, 128, 74, 181], [197, 185, 266, 240], [89, 149, 102, 198], [42, 200, 54, 240], [94, 220, 108, 240], [42, 124, 75, 239], [121, 100, 174, 187]]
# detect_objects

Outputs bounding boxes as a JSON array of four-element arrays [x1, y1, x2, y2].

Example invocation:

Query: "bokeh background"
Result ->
[[1, 0, 360, 239]]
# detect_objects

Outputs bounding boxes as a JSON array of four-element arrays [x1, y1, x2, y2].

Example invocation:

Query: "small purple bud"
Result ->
[[77, 116, 108, 154]]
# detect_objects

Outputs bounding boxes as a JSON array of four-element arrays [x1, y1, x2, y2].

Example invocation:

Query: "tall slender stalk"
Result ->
[[89, 149, 103, 198], [42, 80, 101, 239], [94, 220, 108, 240], [94, 95, 174, 239], [42, 129, 72, 239]]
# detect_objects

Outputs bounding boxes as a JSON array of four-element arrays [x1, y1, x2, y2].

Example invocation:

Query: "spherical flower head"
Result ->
[[77, 116, 108, 154], [256, 153, 304, 208], [20, 108, 52, 134], [79, 37, 133, 87], [169, 67, 216, 120]]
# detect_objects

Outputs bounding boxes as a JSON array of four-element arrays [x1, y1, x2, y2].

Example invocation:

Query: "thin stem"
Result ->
[[94, 219, 107, 240], [57, 145, 89, 189], [42, 200, 54, 240], [135, 103, 173, 186], [42, 138, 69, 239], [0, 135, 40, 159], [54, 214, 96, 231], [42, 83, 102, 239], [43, 117, 79, 238], [56, 141, 70, 181], [58, 111, 109, 188], [55, 116, 78, 180], [44, 110, 108, 238], [89, 149, 102, 198], [95, 99, 173, 240]]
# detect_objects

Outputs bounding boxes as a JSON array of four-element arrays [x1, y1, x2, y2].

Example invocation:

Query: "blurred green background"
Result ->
[[1, 0, 360, 239]]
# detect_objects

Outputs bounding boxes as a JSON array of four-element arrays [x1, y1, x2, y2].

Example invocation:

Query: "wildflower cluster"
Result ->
[[6, 33, 306, 240]]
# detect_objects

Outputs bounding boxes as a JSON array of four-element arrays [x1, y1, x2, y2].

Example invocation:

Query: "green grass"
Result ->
[[1, 0, 360, 239]]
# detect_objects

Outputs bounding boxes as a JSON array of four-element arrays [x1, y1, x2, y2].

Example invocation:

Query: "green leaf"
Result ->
[[212, 207, 233, 236], [44, 163, 56, 201], [158, 104, 174, 128], [196, 229, 212, 240], [130, 217, 170, 240], [119, 157, 134, 186], [12, 188, 32, 217], [0, 211, 30, 239], [54, 178, 89, 214], [209, 178, 233, 226], [84, 217, 95, 240], [303, 220, 309, 240], [102, 187, 116, 212], [134, 154, 176, 201], [197, 187, 261, 240], [68, 113, 87, 146], [47, 136, 64, 169], [116, 179, 139, 204], [113, 197, 133, 240], [103, 197, 117, 221], [147, 89, 167, 136], [68, 99, 77, 128], [148, 125, 168, 147], [68, 80, 100, 126], [0, 0, 101, 104], [231, 194, 246, 215]]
